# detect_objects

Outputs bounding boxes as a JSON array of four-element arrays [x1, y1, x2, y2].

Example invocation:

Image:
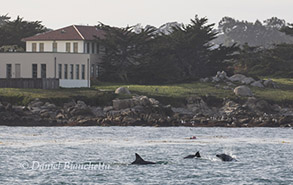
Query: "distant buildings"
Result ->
[[0, 25, 104, 88]]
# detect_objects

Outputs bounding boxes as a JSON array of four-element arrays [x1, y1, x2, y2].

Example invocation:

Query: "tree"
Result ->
[[233, 43, 293, 77], [281, 23, 293, 36], [0, 14, 10, 27], [0, 16, 47, 51], [96, 16, 239, 84], [216, 17, 293, 47], [264, 17, 286, 29], [166, 15, 218, 80], [95, 23, 155, 82]]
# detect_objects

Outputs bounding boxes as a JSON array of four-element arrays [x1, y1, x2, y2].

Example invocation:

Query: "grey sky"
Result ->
[[2, 0, 293, 29]]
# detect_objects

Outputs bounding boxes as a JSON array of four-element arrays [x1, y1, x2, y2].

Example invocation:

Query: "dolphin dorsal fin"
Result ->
[[195, 151, 201, 157], [135, 153, 145, 162]]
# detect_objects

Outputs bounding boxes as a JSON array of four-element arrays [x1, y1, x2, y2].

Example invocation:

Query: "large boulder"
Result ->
[[263, 79, 277, 88], [212, 71, 228, 82], [251, 80, 264, 88], [219, 100, 241, 116], [28, 99, 44, 108], [228, 74, 247, 83], [112, 99, 133, 110], [241, 77, 255, 84], [115, 87, 131, 95], [69, 100, 93, 116], [244, 97, 274, 113], [234, 86, 253, 97], [186, 96, 213, 116]]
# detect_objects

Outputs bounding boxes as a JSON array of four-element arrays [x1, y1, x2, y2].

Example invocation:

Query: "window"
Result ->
[[32, 43, 37, 52], [73, 42, 78, 53], [39, 43, 44, 52], [64, 64, 68, 79], [96, 43, 99, 54], [41, 64, 46, 78], [58, 64, 62, 79], [92, 43, 95, 54], [66, 43, 71, 53], [6, 64, 12, 78], [95, 65, 99, 77], [32, 64, 37, 78], [15, 64, 21, 78], [86, 43, 90, 53], [52, 42, 57, 52], [81, 64, 85, 80], [91, 64, 94, 77], [70, 64, 74, 79], [76, 64, 79, 79]]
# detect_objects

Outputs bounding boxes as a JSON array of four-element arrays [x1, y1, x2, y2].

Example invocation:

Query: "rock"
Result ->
[[229, 74, 247, 82], [245, 98, 274, 113], [263, 79, 277, 88], [41, 102, 56, 110], [251, 81, 264, 88], [76, 101, 87, 109], [90, 107, 105, 117], [64, 101, 76, 109], [0, 102, 5, 112], [172, 107, 193, 115], [56, 113, 66, 119], [5, 103, 12, 111], [30, 107, 42, 114], [212, 76, 221, 82], [138, 96, 151, 106], [69, 101, 93, 116], [200, 77, 209, 83], [186, 96, 213, 116], [279, 108, 293, 116], [112, 99, 133, 110], [132, 105, 144, 113], [115, 87, 131, 95], [234, 86, 253, 97], [28, 99, 44, 108], [107, 110, 121, 118], [241, 77, 255, 84], [103, 106, 113, 112], [40, 112, 51, 118], [149, 98, 159, 105], [219, 100, 241, 116], [217, 71, 228, 80]]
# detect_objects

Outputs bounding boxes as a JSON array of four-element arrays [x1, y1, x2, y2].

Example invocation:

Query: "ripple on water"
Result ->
[[0, 127, 292, 184]]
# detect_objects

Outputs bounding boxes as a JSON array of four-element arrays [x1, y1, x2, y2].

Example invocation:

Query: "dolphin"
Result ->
[[184, 151, 201, 159], [131, 153, 156, 165], [216, 154, 236, 161]]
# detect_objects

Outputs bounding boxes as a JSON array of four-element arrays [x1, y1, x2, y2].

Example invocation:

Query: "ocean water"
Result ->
[[0, 126, 292, 185]]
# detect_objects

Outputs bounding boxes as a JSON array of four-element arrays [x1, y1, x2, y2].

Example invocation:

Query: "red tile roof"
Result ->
[[22, 25, 105, 41]]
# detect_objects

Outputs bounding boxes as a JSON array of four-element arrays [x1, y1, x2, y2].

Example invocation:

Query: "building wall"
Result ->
[[0, 53, 100, 88], [26, 40, 100, 54], [26, 40, 85, 53]]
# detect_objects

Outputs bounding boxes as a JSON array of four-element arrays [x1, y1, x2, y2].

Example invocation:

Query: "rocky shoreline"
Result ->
[[0, 94, 292, 127], [1, 72, 293, 128]]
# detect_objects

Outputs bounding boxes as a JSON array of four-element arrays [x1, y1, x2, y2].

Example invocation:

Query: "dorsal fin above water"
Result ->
[[134, 153, 144, 163], [131, 153, 156, 165]]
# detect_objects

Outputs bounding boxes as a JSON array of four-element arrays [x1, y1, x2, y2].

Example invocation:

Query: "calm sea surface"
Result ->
[[0, 126, 292, 184]]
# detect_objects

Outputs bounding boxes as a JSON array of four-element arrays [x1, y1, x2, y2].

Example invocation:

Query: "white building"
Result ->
[[0, 25, 104, 88]]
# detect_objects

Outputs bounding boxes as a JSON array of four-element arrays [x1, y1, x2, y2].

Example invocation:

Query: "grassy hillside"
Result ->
[[0, 78, 292, 106]]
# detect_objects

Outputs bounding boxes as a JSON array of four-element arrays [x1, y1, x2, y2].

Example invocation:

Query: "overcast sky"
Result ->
[[2, 0, 293, 29]]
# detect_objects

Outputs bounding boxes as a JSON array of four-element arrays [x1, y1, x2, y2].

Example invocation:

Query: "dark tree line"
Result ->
[[233, 43, 293, 78], [0, 15, 47, 52], [96, 16, 238, 84], [281, 23, 293, 36], [214, 17, 293, 48]]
